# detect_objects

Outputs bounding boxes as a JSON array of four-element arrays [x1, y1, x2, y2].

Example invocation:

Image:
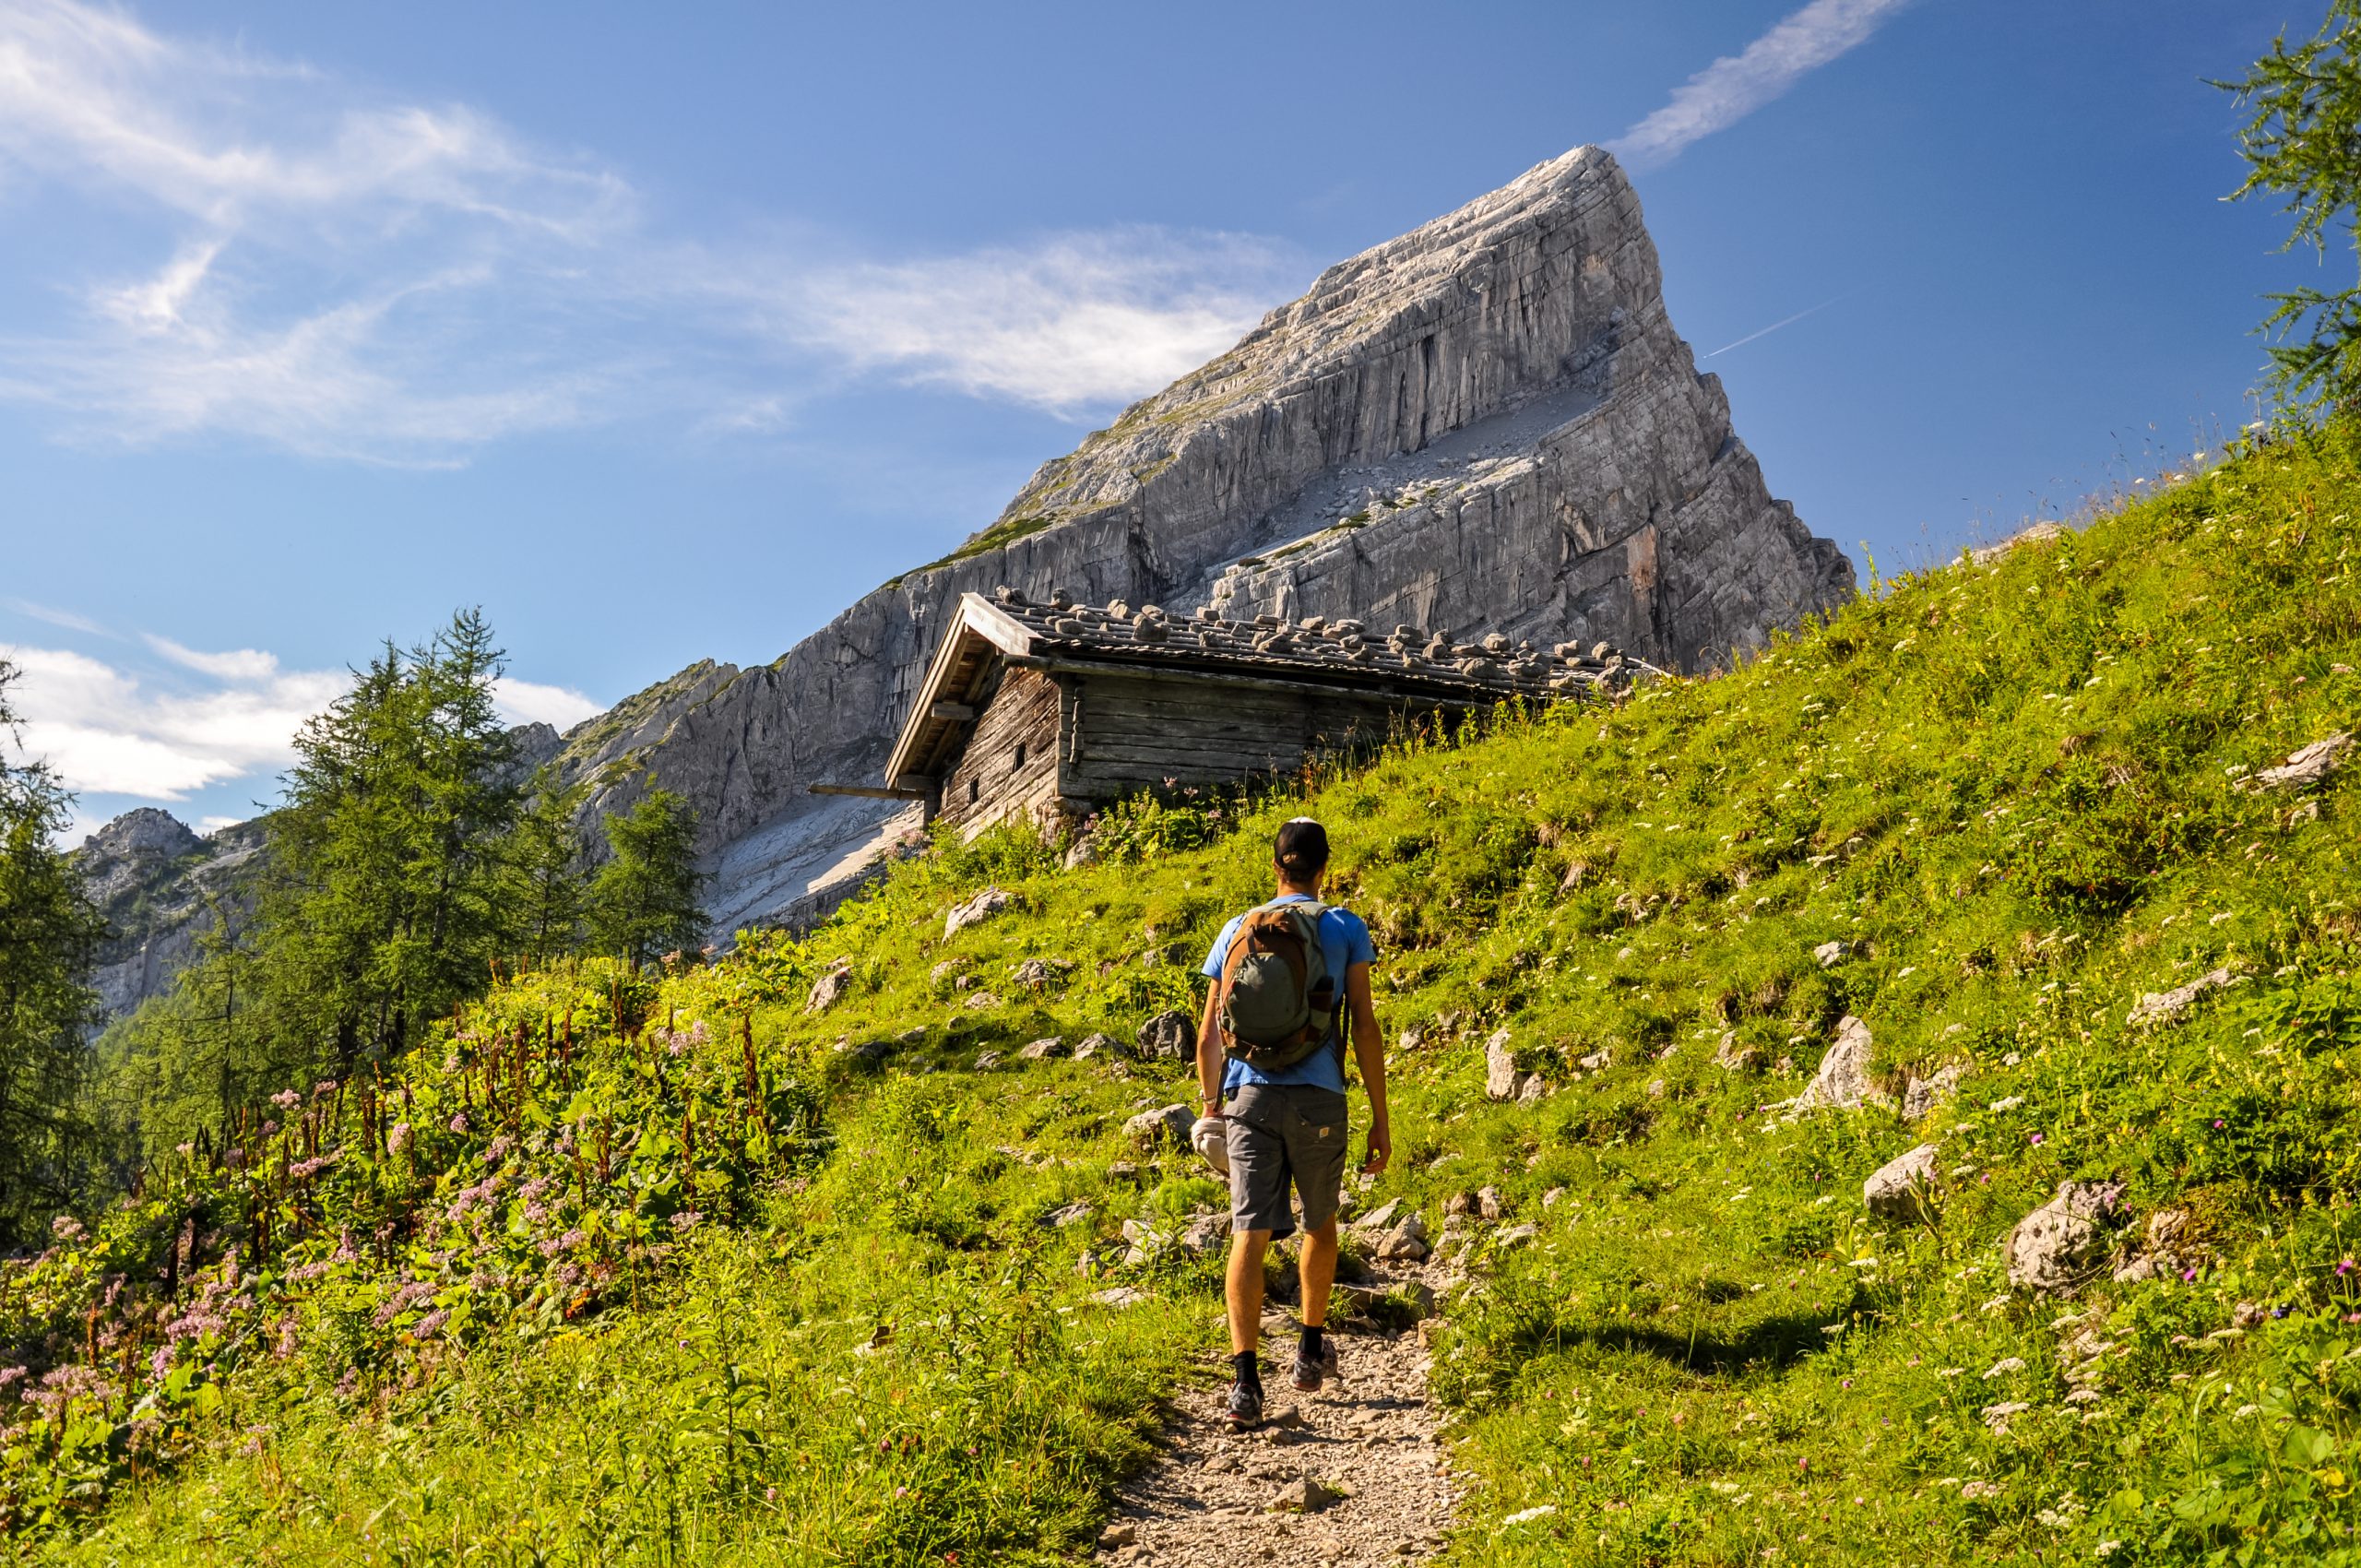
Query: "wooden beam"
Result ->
[[930, 701, 977, 721], [807, 783, 930, 801]]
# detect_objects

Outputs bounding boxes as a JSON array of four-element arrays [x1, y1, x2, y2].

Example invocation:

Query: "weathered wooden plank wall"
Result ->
[[939, 666, 1063, 835], [1054, 671, 1436, 802]]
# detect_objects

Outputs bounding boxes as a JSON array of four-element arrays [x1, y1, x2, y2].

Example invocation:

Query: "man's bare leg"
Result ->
[[1228, 1229, 1271, 1354], [1299, 1218, 1337, 1328]]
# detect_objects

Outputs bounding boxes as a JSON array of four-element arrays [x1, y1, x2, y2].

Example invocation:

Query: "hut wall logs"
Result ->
[[1051, 670, 1437, 804], [937, 665, 1063, 835]]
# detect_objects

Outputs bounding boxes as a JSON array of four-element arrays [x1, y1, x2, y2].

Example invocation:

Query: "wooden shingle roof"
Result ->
[[884, 588, 1648, 790]]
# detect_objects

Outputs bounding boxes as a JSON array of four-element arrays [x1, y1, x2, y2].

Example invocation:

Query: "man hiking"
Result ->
[[1196, 816, 1391, 1426]]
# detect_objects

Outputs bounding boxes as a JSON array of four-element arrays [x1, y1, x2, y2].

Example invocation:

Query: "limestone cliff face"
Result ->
[[558, 146, 1853, 937], [75, 811, 267, 1025]]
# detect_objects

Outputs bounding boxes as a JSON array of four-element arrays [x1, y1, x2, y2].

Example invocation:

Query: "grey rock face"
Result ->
[[943, 886, 1011, 941], [550, 146, 1849, 941], [1791, 1016, 1884, 1114], [1137, 1008, 1197, 1062], [1125, 1103, 1194, 1153], [72, 811, 267, 1028], [2255, 731, 2350, 790], [804, 961, 853, 1016], [1901, 1063, 1965, 1123], [1864, 1143, 1940, 1222], [2127, 967, 2236, 1028], [2005, 1181, 2125, 1294]]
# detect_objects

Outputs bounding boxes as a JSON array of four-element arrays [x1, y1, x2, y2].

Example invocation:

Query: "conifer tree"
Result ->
[[2225, 1, 2361, 412], [508, 766, 590, 965], [0, 659, 106, 1247], [253, 609, 522, 1074], [587, 790, 707, 969]]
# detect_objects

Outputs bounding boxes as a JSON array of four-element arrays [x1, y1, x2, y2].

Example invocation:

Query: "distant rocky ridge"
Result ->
[[79, 144, 1851, 1009]]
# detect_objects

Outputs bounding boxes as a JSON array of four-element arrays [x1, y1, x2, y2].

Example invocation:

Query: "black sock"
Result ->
[[1232, 1349, 1261, 1387], [1300, 1323, 1325, 1357]]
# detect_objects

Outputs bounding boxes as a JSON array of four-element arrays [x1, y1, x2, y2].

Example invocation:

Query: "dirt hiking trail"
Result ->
[[1094, 1289, 1460, 1567]]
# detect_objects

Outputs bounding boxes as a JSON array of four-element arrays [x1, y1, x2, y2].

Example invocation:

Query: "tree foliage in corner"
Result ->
[[2225, 0, 2361, 413], [0, 660, 105, 1249], [587, 790, 706, 970]]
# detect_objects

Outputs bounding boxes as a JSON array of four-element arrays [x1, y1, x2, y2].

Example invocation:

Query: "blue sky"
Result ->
[[0, 0, 2317, 841]]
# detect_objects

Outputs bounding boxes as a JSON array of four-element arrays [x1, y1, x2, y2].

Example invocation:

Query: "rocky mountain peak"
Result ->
[[549, 144, 1851, 941]]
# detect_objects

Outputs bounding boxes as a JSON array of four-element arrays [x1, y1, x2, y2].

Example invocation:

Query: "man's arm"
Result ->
[[1344, 960, 1390, 1173], [1195, 982, 1227, 1112]]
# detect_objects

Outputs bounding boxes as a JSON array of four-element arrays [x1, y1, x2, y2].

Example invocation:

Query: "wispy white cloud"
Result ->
[[492, 676, 602, 731], [4, 636, 607, 806], [4, 597, 109, 636], [1611, 0, 1912, 170], [774, 230, 1301, 415], [143, 634, 278, 681], [0, 641, 343, 799], [0, 0, 1302, 460]]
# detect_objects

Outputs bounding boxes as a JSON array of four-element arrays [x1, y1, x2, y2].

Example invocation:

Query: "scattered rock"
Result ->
[[943, 885, 1012, 940], [1864, 1143, 1940, 1222], [1902, 1063, 1965, 1123], [1574, 1046, 1611, 1074], [1494, 1224, 1539, 1249], [1813, 941, 1847, 968], [1137, 1009, 1197, 1062], [1017, 1036, 1066, 1062], [1180, 1214, 1230, 1256], [1517, 1073, 1548, 1103], [1790, 1016, 1886, 1113], [1045, 1202, 1096, 1229], [2128, 968, 2236, 1028], [1645, 1077, 1667, 1099], [1092, 1286, 1151, 1309], [1009, 957, 1074, 992], [1444, 1191, 1479, 1218], [965, 991, 1003, 1011], [2113, 1208, 2194, 1283], [1354, 1199, 1404, 1233], [928, 958, 964, 986], [1714, 1031, 1762, 1072], [973, 1051, 1004, 1071], [1073, 1032, 1119, 1061], [2253, 731, 2351, 790], [1374, 1212, 1430, 1263], [1542, 1187, 1567, 1207], [1270, 1475, 1348, 1514], [1483, 1029, 1520, 1099], [2005, 1181, 2125, 1294], [1124, 1103, 1194, 1153], [1477, 1186, 1506, 1221], [1968, 518, 2066, 565], [1097, 1521, 1136, 1549], [804, 961, 853, 1015]]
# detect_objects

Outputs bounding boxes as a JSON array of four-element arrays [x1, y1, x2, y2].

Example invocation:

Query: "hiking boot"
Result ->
[[1291, 1330, 1340, 1394], [1224, 1373, 1264, 1427]]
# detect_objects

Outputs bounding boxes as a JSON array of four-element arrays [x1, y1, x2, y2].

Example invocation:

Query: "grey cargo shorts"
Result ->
[[1223, 1083, 1350, 1240]]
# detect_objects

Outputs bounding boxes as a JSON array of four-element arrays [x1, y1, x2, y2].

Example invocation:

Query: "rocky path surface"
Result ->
[[1095, 1304, 1459, 1568]]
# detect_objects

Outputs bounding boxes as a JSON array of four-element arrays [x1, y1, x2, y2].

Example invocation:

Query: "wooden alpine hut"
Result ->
[[875, 586, 1641, 837]]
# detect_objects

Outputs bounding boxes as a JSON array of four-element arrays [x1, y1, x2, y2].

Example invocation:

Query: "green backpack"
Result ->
[[1215, 899, 1340, 1073]]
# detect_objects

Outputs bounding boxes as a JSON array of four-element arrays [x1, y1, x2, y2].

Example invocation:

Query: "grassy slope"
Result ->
[[9, 425, 2361, 1564]]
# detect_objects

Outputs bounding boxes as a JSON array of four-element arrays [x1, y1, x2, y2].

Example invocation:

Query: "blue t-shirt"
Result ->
[[1201, 895, 1377, 1095]]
